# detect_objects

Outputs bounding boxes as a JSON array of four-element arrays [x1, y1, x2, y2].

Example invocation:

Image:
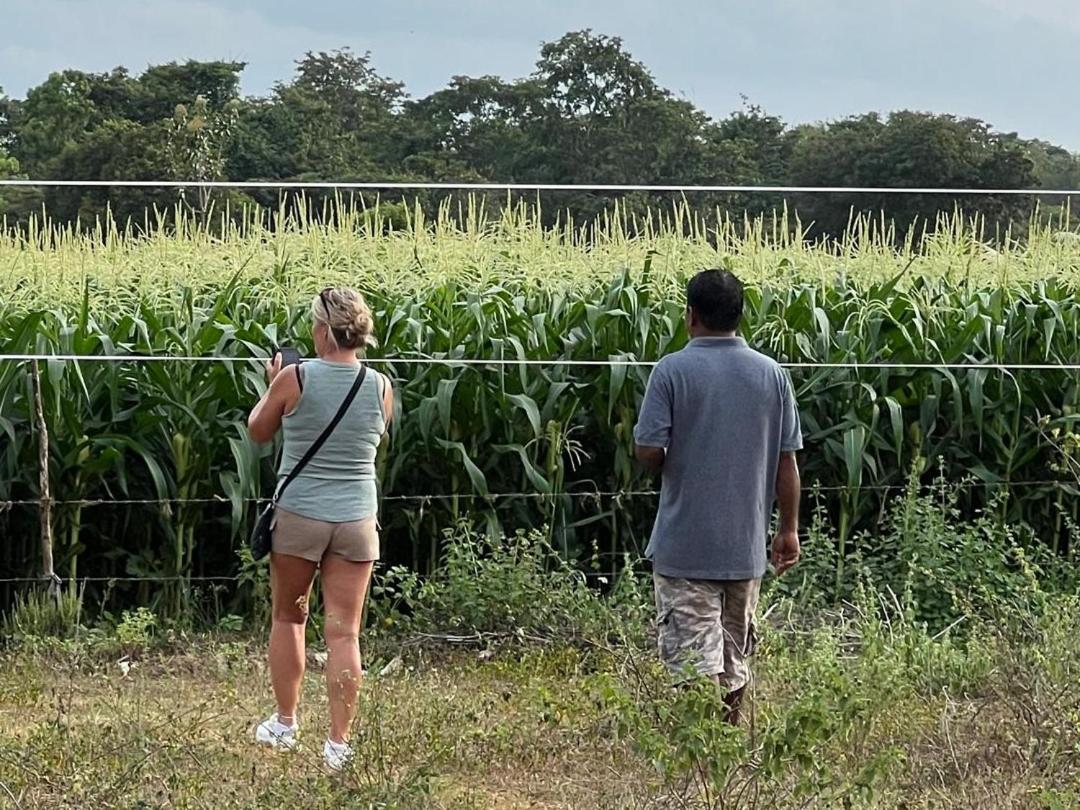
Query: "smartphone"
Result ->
[[275, 347, 301, 367]]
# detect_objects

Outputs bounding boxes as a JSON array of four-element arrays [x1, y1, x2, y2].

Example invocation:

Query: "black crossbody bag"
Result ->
[[249, 365, 368, 560]]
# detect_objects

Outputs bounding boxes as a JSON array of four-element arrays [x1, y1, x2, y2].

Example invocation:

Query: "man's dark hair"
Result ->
[[686, 269, 744, 332]]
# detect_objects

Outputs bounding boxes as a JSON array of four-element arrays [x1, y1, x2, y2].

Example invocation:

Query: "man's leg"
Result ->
[[717, 578, 762, 725], [654, 574, 725, 681]]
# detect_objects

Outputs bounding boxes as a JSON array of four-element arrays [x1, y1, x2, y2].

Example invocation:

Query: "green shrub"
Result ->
[[594, 649, 900, 808], [771, 468, 1075, 632], [115, 607, 158, 649], [370, 523, 650, 645]]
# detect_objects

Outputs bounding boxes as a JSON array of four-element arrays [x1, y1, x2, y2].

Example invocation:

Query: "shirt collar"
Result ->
[[688, 336, 747, 348]]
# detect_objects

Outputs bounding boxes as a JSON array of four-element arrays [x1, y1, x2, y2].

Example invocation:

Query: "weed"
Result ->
[[114, 606, 157, 649], [371, 524, 650, 646], [2, 584, 84, 643]]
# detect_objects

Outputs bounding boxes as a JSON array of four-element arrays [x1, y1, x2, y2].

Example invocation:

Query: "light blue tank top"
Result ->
[[276, 359, 386, 522]]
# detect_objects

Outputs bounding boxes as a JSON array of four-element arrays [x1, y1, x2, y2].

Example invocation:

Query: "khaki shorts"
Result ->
[[654, 574, 761, 690], [271, 507, 380, 563]]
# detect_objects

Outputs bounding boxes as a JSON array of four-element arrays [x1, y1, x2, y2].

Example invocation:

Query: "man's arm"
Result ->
[[771, 452, 801, 574], [633, 364, 673, 473], [634, 444, 666, 473]]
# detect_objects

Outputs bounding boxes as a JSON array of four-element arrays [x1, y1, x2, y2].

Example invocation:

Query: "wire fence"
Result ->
[[0, 479, 1073, 511], [2, 477, 1074, 586], [0, 572, 625, 585], [2, 354, 1080, 372], [1, 179, 1078, 195], [2, 352, 1077, 585]]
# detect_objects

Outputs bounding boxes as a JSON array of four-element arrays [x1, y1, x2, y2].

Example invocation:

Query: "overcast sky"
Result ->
[[4, 0, 1079, 149]]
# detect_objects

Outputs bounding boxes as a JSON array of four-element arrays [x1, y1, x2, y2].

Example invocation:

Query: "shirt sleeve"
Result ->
[[779, 370, 804, 452], [634, 364, 674, 449]]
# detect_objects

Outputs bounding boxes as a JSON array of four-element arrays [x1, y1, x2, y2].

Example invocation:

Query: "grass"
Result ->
[[4, 496, 1080, 808], [3, 594, 1080, 809], [0, 641, 641, 809]]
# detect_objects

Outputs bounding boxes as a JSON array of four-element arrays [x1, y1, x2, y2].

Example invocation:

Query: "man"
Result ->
[[633, 269, 802, 724]]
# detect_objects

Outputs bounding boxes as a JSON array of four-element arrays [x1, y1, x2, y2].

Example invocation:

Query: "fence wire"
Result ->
[[0, 479, 1072, 511], [2, 354, 1080, 372], [0, 574, 622, 585], [1, 179, 1077, 195], [1, 479, 1073, 586]]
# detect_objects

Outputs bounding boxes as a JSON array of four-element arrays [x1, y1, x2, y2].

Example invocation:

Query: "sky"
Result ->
[[3, 0, 1080, 149]]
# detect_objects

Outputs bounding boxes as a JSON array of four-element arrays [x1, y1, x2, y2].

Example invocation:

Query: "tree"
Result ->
[[0, 37, 1063, 236], [0, 86, 36, 222], [270, 49, 405, 179], [166, 95, 240, 214], [1027, 140, 1080, 191], [786, 112, 1037, 239], [532, 31, 706, 182], [42, 119, 173, 226], [0, 86, 18, 178], [401, 75, 546, 181], [1024, 139, 1080, 223], [132, 61, 245, 123], [526, 31, 718, 222], [225, 49, 408, 215], [4, 64, 246, 227], [7, 71, 103, 176]]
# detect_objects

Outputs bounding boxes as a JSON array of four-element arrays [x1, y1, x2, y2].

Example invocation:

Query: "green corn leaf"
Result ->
[[508, 394, 542, 439], [436, 439, 489, 497]]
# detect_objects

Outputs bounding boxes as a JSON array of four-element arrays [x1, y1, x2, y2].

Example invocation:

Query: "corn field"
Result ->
[[2, 199, 1079, 617]]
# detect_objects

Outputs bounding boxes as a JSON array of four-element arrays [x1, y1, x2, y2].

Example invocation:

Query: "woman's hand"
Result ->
[[249, 355, 300, 444], [266, 353, 283, 385]]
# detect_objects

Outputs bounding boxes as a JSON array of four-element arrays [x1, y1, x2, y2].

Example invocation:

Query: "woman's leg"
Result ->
[[269, 551, 318, 724], [319, 554, 374, 743]]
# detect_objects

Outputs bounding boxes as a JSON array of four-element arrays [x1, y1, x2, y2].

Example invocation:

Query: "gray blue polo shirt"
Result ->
[[633, 337, 803, 581]]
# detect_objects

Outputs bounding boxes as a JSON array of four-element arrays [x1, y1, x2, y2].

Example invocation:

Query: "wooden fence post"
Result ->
[[29, 360, 57, 594]]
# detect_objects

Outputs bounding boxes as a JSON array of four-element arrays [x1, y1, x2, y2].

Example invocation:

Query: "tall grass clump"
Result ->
[[2, 585, 84, 642]]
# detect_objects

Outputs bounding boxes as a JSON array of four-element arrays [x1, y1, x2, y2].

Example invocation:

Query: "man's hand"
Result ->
[[773, 452, 801, 575], [634, 444, 666, 473], [771, 530, 800, 575], [266, 353, 283, 385]]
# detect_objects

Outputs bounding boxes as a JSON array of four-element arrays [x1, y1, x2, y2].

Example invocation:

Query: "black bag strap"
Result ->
[[273, 365, 367, 504]]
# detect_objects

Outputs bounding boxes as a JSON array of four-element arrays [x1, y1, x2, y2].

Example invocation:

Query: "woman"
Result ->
[[247, 287, 393, 771]]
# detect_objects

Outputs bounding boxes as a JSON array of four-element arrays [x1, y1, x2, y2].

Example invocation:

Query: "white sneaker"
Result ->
[[323, 738, 353, 771], [255, 713, 298, 751]]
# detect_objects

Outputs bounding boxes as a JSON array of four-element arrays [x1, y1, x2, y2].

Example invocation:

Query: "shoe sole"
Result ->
[[256, 732, 298, 752]]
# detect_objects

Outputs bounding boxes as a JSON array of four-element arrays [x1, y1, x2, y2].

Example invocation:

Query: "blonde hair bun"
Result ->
[[314, 287, 378, 350]]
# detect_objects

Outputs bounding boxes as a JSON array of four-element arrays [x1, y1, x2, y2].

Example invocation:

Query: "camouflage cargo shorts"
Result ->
[[654, 574, 761, 690]]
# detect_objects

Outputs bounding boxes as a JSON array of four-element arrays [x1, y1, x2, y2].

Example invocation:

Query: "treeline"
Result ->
[[1, 30, 1078, 237]]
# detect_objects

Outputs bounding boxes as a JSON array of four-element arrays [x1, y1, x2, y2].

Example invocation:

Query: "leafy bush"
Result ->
[[115, 607, 158, 649], [584, 584, 1080, 808], [593, 638, 901, 808], [370, 523, 651, 645], [771, 468, 1074, 632]]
